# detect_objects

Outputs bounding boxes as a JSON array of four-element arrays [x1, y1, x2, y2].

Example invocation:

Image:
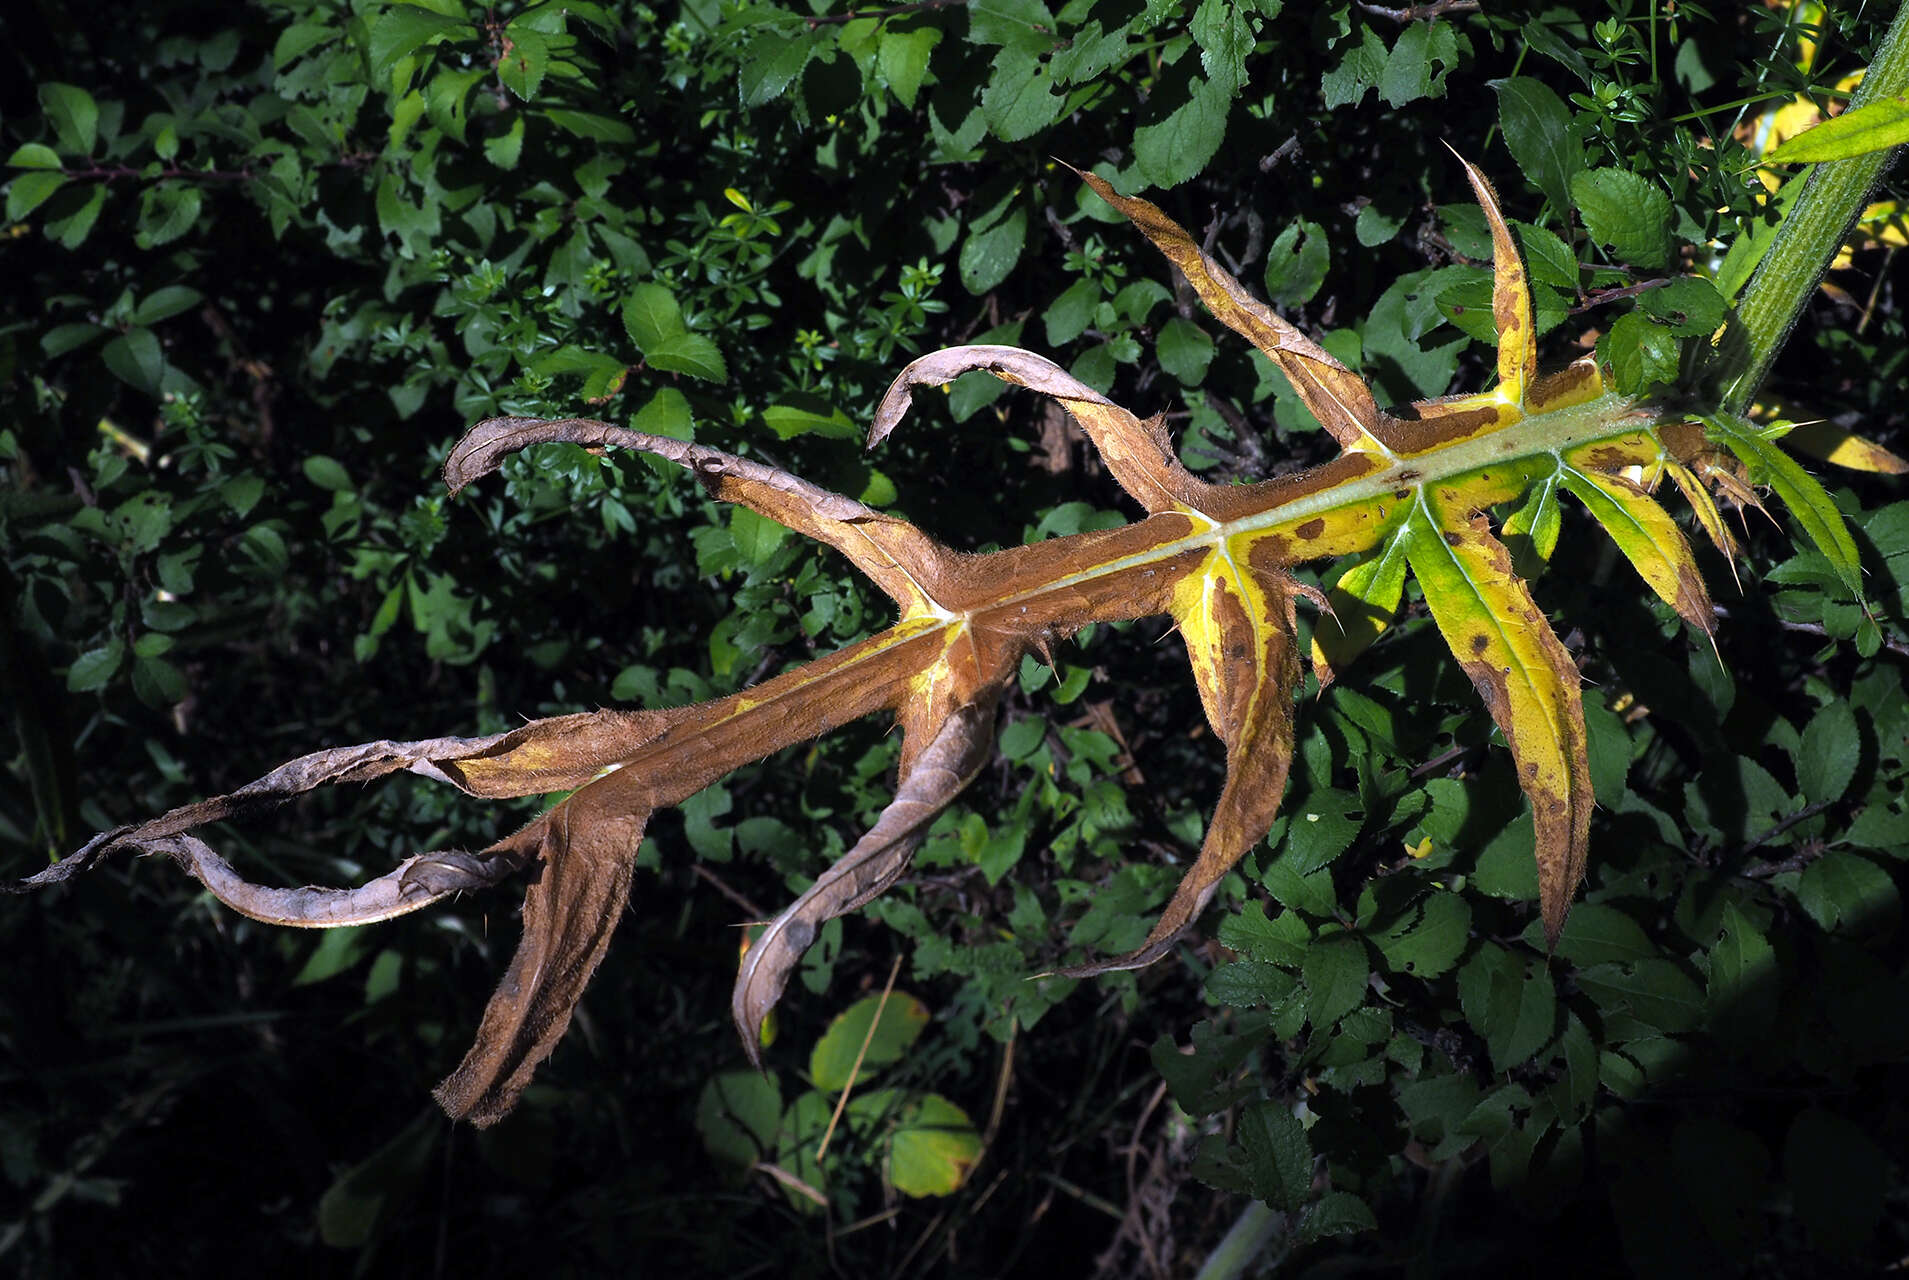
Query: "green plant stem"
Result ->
[[1722, 1, 1909, 414], [1194, 1200, 1287, 1280]]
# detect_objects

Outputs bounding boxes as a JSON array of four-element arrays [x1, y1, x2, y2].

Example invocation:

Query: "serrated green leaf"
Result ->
[[130, 286, 204, 327], [1237, 1100, 1311, 1210], [1302, 935, 1368, 1027], [981, 48, 1061, 142], [1797, 699, 1859, 804], [959, 205, 1026, 294], [135, 184, 202, 248], [1280, 789, 1363, 875], [622, 283, 685, 350], [1378, 19, 1458, 107], [7, 143, 63, 170], [647, 333, 727, 382], [878, 28, 940, 109], [102, 328, 165, 395], [1192, 0, 1254, 94], [1796, 851, 1900, 934], [739, 29, 815, 107], [1550, 913, 1647, 983], [763, 402, 858, 440], [1576, 958, 1706, 1031], [1494, 77, 1580, 216], [730, 506, 789, 565], [38, 83, 98, 155], [1044, 277, 1102, 346], [304, 456, 355, 493], [1515, 221, 1577, 289], [1459, 946, 1557, 1071], [1322, 24, 1387, 109], [1601, 310, 1681, 395], [1206, 959, 1299, 1007], [132, 655, 188, 707], [1133, 76, 1229, 190], [1299, 1190, 1377, 1241], [369, 6, 471, 84], [497, 26, 548, 100], [66, 643, 124, 693], [1572, 169, 1671, 269], [1707, 901, 1777, 1044], [46, 183, 104, 250], [543, 109, 635, 143], [6, 171, 67, 222], [1217, 900, 1310, 967], [1372, 892, 1471, 979], [484, 116, 524, 169], [1640, 277, 1726, 337], [273, 20, 337, 69]]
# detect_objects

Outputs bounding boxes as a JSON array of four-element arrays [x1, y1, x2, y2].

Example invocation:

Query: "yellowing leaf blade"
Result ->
[[1783, 421, 1909, 475], [1559, 464, 1715, 634], [1403, 504, 1592, 944], [1063, 554, 1300, 974], [1312, 523, 1410, 686], [1450, 150, 1536, 406], [1069, 167, 1387, 454]]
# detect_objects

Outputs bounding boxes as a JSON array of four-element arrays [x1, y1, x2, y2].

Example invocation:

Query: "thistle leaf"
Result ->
[[1066, 167, 1389, 456], [1558, 462, 1715, 634], [1782, 422, 1909, 475], [1062, 557, 1301, 974], [1403, 504, 1592, 944], [433, 793, 648, 1126], [872, 344, 1221, 516], [450, 416, 954, 615], [1703, 412, 1864, 601], [733, 700, 997, 1063], [1501, 472, 1564, 571], [1449, 149, 1537, 408], [20, 162, 1889, 1129], [1312, 525, 1411, 686]]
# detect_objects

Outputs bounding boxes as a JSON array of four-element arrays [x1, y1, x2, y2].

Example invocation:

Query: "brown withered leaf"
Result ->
[[17, 159, 1864, 1123], [733, 699, 997, 1064]]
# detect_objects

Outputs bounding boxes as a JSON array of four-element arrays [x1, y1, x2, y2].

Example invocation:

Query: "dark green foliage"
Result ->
[[2, 1, 1906, 1276]]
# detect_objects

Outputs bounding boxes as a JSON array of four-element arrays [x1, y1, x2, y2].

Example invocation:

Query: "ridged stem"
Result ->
[[1722, 2, 1909, 414]]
